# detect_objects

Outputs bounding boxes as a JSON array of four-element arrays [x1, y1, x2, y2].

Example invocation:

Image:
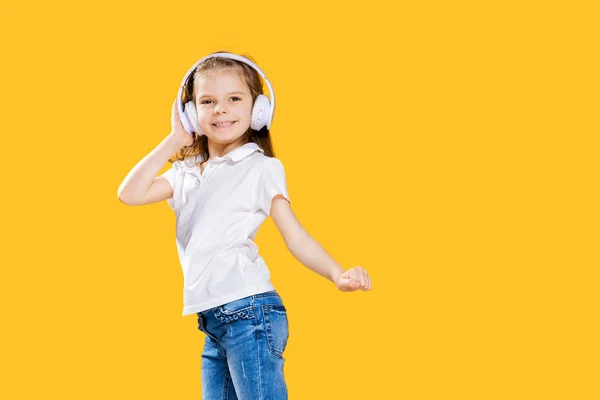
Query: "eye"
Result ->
[[200, 96, 241, 105]]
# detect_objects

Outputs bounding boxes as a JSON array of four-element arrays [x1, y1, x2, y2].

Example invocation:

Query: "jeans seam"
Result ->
[[223, 369, 231, 400], [261, 305, 286, 359]]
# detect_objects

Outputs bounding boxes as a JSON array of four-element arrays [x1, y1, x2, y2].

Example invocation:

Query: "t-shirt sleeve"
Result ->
[[257, 157, 290, 216], [159, 163, 177, 210]]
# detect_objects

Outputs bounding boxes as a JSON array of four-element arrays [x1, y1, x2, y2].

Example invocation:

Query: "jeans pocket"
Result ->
[[261, 304, 289, 358]]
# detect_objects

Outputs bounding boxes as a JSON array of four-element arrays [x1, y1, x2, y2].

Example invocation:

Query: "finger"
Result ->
[[361, 268, 367, 287], [351, 268, 362, 285], [171, 101, 178, 122], [344, 277, 358, 288], [363, 274, 370, 291], [345, 278, 360, 291], [337, 277, 352, 292], [355, 267, 366, 287], [366, 274, 371, 290]]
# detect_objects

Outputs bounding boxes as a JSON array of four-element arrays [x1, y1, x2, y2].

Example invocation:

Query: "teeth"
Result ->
[[215, 121, 234, 127]]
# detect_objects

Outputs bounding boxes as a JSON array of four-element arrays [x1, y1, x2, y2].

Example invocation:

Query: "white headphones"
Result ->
[[176, 52, 276, 137]]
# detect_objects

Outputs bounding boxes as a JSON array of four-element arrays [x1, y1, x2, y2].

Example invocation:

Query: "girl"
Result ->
[[118, 51, 372, 399]]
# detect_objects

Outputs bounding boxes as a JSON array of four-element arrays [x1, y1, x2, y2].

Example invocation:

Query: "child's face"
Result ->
[[193, 70, 253, 144]]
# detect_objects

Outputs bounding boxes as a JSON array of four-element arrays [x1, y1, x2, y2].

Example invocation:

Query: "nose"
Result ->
[[213, 102, 228, 115]]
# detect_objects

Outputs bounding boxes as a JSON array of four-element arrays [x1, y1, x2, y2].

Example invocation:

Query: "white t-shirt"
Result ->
[[160, 141, 290, 316]]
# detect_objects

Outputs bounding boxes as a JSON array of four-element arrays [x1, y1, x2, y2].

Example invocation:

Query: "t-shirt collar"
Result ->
[[183, 142, 263, 168], [225, 141, 264, 163]]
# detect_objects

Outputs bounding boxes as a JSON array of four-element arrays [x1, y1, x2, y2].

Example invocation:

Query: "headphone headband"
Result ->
[[176, 52, 275, 131]]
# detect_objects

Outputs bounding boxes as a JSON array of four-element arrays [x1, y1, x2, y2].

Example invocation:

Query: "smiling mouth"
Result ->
[[213, 121, 237, 127]]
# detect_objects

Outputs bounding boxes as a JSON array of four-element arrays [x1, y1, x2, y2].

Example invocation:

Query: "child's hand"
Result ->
[[170, 99, 195, 148], [335, 266, 372, 292]]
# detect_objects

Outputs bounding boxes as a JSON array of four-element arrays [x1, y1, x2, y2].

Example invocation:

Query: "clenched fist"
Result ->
[[335, 266, 372, 292]]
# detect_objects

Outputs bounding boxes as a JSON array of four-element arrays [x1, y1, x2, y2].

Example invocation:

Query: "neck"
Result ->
[[206, 138, 247, 160]]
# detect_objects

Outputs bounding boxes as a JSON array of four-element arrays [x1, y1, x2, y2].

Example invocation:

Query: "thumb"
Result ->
[[337, 276, 360, 291]]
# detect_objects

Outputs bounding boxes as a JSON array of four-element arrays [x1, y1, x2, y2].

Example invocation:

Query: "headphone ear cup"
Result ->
[[178, 101, 195, 134], [184, 101, 203, 136], [251, 94, 271, 131]]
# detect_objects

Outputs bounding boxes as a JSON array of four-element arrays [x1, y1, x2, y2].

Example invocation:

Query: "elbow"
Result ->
[[118, 186, 139, 206], [117, 189, 128, 205], [118, 191, 136, 206], [117, 186, 128, 204], [118, 195, 131, 205]]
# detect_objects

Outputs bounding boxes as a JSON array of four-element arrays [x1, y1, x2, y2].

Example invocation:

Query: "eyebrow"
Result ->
[[198, 91, 245, 98]]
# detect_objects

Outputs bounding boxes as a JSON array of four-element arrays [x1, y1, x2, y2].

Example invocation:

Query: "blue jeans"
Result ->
[[196, 290, 290, 399]]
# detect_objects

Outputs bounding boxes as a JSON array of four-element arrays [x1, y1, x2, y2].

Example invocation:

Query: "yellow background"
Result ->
[[1, 0, 598, 398]]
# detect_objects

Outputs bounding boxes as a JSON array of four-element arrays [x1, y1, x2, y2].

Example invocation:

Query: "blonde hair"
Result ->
[[168, 51, 276, 165]]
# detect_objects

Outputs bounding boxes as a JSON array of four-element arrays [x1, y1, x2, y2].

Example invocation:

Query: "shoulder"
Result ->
[[256, 156, 288, 189], [257, 156, 287, 181], [242, 151, 284, 172], [259, 155, 285, 170]]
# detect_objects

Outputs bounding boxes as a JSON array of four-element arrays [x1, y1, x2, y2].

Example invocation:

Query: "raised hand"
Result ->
[[170, 99, 195, 148]]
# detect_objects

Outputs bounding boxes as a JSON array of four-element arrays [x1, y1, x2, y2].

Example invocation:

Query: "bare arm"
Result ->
[[117, 133, 184, 205], [118, 100, 194, 205], [270, 195, 372, 291], [288, 232, 346, 284], [270, 195, 345, 284]]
